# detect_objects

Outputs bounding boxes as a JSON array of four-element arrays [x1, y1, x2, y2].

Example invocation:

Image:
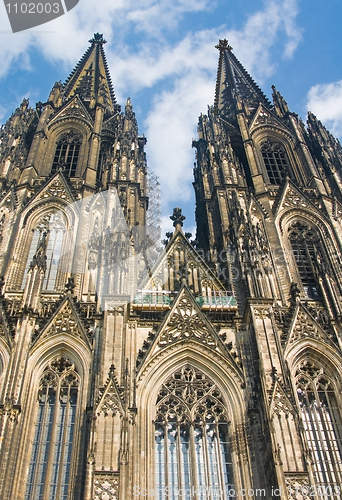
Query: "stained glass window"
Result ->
[[260, 140, 290, 185], [51, 131, 82, 177], [155, 366, 235, 500], [25, 357, 79, 500], [296, 361, 342, 499], [22, 213, 66, 291], [289, 221, 322, 299]]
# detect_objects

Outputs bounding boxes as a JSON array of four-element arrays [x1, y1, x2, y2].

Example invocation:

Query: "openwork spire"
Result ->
[[214, 39, 271, 117], [63, 33, 117, 110]]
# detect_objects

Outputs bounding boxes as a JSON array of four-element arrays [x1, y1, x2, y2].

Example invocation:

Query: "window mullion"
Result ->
[[189, 424, 199, 499], [55, 383, 71, 499], [317, 389, 338, 488], [310, 389, 329, 487], [30, 384, 50, 499], [215, 423, 225, 500], [176, 423, 183, 492], [44, 232, 53, 290], [325, 391, 342, 485], [164, 424, 169, 495], [202, 423, 212, 500], [313, 386, 334, 488], [41, 378, 61, 500]]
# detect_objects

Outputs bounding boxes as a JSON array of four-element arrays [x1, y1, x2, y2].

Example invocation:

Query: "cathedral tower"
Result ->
[[0, 35, 342, 500]]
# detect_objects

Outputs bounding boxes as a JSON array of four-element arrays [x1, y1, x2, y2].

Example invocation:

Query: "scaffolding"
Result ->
[[146, 170, 161, 244]]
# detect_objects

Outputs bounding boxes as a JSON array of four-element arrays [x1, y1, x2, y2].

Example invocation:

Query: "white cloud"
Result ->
[[228, 0, 302, 81], [307, 80, 342, 138], [145, 71, 214, 205]]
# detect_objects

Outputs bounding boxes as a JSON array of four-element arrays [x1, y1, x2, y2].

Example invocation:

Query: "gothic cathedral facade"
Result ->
[[0, 34, 342, 500]]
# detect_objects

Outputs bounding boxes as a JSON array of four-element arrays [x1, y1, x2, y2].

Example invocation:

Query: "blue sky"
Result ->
[[1, 0, 342, 236]]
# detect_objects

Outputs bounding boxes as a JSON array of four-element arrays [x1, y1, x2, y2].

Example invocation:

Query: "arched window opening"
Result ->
[[97, 141, 111, 184], [51, 131, 82, 177], [295, 361, 342, 496], [155, 365, 234, 499], [22, 213, 66, 291], [260, 140, 290, 185], [25, 356, 80, 500], [289, 221, 323, 299]]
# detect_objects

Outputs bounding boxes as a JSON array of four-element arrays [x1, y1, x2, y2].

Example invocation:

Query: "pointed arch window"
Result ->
[[22, 213, 66, 291], [25, 357, 79, 500], [295, 361, 342, 496], [260, 140, 290, 185], [289, 221, 322, 299], [52, 131, 82, 177], [97, 141, 111, 184], [155, 366, 234, 499]]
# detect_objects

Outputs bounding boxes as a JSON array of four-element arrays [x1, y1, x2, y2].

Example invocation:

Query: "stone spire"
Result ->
[[214, 39, 272, 119], [63, 33, 118, 112]]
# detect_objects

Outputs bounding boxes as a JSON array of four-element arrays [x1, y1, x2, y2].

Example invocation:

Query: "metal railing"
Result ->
[[196, 291, 237, 309], [133, 291, 173, 308], [133, 290, 237, 311]]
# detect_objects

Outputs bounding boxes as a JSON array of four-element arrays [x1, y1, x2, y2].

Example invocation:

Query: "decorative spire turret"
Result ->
[[271, 85, 289, 117]]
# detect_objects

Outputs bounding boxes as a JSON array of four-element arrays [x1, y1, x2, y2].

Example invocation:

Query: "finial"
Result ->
[[89, 33, 107, 45], [170, 207, 186, 228], [65, 277, 76, 294], [215, 39, 233, 52], [289, 282, 300, 305]]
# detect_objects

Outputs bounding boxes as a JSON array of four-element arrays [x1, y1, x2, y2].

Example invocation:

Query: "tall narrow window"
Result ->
[[289, 221, 323, 299], [22, 213, 66, 291], [155, 366, 234, 500], [260, 140, 290, 185], [296, 361, 342, 498], [52, 131, 82, 177], [25, 357, 79, 500], [97, 141, 111, 184]]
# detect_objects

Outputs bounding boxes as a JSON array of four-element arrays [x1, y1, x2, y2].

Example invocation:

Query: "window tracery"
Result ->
[[51, 131, 82, 177], [295, 361, 342, 497], [25, 356, 80, 500], [288, 221, 323, 299], [22, 212, 66, 291], [260, 140, 290, 185], [155, 366, 234, 499]]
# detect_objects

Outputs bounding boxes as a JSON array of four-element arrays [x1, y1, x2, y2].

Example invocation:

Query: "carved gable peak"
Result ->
[[136, 286, 241, 374], [250, 103, 290, 133], [158, 286, 217, 347], [95, 365, 124, 417], [32, 172, 75, 206], [274, 180, 320, 217], [143, 229, 224, 292], [33, 296, 91, 347], [285, 303, 334, 350], [48, 95, 93, 128], [270, 381, 294, 417]]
